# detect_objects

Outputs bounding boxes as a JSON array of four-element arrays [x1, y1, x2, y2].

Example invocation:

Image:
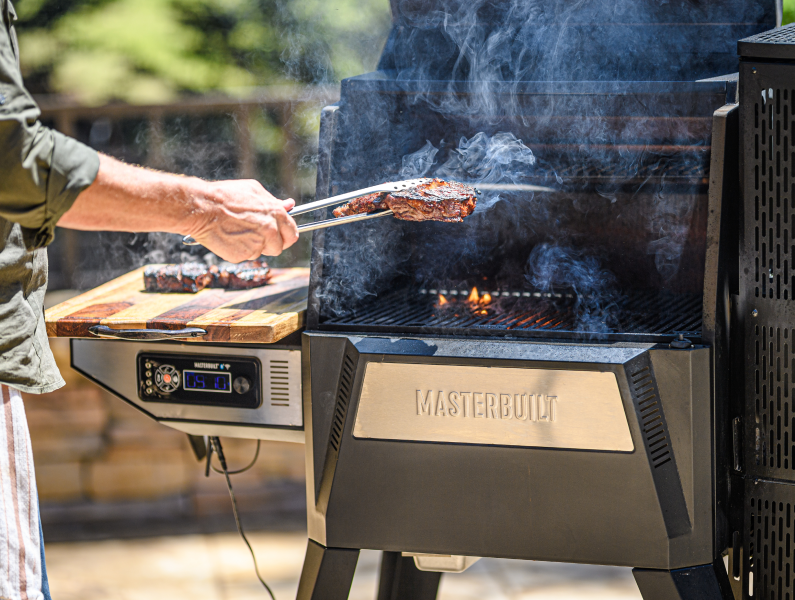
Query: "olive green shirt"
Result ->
[[1, 0, 99, 393]]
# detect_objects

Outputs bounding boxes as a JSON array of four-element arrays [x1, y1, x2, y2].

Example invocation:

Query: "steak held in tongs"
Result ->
[[333, 179, 477, 222], [180, 177, 478, 246]]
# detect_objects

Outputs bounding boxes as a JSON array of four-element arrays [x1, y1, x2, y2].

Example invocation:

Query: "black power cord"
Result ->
[[208, 437, 276, 600], [210, 439, 261, 475]]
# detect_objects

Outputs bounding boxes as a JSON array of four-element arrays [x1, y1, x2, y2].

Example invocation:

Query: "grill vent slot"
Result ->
[[269, 360, 291, 407], [625, 354, 690, 538], [631, 365, 671, 468], [329, 354, 356, 452], [752, 87, 794, 301], [752, 325, 795, 475], [746, 492, 795, 599]]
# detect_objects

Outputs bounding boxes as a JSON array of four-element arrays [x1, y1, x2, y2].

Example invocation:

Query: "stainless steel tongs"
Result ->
[[182, 177, 432, 245]]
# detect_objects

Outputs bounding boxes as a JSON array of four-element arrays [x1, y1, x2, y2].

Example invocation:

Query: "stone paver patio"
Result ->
[[44, 530, 643, 600]]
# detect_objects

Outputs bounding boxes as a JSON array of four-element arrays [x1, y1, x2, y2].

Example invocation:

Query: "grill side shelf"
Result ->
[[626, 354, 692, 539]]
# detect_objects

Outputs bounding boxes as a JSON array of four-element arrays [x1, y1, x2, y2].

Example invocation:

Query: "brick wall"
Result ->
[[23, 338, 307, 540]]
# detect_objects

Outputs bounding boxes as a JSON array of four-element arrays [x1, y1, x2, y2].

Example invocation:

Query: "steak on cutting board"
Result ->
[[213, 260, 272, 290], [144, 263, 213, 293], [144, 260, 272, 293], [332, 179, 477, 222]]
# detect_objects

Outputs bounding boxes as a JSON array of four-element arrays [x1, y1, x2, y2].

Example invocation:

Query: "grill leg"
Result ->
[[377, 552, 442, 600], [632, 558, 734, 600], [296, 539, 359, 600]]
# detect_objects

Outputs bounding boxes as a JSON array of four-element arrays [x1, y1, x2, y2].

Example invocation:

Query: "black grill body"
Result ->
[[297, 4, 778, 600], [736, 22, 795, 600], [303, 334, 714, 568]]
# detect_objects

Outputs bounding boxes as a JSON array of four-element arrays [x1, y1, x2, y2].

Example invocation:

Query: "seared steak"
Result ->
[[144, 263, 213, 293], [332, 192, 388, 218], [387, 179, 477, 222], [332, 179, 477, 222], [212, 260, 272, 290], [145, 260, 271, 293]]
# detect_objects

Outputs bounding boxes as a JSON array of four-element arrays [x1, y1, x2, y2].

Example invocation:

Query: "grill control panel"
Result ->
[[138, 353, 261, 408]]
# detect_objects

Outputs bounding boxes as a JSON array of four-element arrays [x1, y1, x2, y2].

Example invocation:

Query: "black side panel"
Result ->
[[743, 479, 795, 599], [626, 354, 692, 539], [739, 60, 795, 482], [702, 103, 741, 559]]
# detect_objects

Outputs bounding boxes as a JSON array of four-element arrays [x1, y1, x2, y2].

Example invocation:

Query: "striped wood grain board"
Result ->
[[45, 266, 309, 344]]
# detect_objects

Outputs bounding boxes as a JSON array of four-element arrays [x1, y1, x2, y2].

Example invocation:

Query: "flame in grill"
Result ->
[[467, 287, 491, 307], [435, 287, 494, 314]]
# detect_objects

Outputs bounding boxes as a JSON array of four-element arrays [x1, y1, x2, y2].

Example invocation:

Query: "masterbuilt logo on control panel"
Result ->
[[194, 362, 231, 370], [415, 390, 557, 422], [353, 362, 634, 451]]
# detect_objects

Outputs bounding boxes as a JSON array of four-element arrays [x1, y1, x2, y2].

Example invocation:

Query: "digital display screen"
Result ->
[[183, 370, 232, 393]]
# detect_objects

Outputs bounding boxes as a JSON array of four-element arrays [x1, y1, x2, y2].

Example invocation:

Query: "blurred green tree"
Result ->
[[14, 0, 392, 104], [785, 0, 794, 24]]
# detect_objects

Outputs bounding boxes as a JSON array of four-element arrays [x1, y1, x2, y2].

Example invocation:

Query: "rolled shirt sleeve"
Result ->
[[0, 1, 99, 250]]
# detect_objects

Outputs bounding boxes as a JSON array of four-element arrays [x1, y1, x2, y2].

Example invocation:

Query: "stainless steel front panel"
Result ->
[[353, 362, 633, 451], [71, 339, 302, 433]]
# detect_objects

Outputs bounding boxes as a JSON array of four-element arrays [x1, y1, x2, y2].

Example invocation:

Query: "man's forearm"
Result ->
[[58, 153, 299, 262], [58, 154, 200, 234]]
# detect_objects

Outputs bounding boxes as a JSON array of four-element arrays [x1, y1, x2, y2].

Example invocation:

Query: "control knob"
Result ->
[[154, 365, 180, 393], [233, 376, 251, 394]]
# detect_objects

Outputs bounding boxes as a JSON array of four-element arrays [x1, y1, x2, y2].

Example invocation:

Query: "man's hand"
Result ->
[[58, 154, 300, 262], [182, 179, 299, 262]]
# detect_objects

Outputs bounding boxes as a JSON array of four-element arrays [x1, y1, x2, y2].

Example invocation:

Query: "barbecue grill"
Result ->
[[42, 1, 793, 599], [296, 2, 771, 599]]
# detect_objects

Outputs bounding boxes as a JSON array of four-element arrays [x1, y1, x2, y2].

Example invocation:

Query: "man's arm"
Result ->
[[59, 154, 299, 262]]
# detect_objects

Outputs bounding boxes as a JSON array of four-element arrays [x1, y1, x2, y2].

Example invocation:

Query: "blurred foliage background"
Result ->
[[15, 0, 392, 104], [17, 0, 795, 104]]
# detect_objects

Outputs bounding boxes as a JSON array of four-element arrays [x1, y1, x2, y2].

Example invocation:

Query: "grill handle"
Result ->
[[88, 325, 207, 341]]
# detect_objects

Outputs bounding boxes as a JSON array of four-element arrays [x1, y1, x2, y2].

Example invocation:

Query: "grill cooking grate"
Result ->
[[321, 289, 702, 341]]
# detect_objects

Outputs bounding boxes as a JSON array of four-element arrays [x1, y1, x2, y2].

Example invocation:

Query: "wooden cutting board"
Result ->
[[45, 266, 309, 344]]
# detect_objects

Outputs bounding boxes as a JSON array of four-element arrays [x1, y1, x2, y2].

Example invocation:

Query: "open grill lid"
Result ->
[[381, 0, 777, 82]]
